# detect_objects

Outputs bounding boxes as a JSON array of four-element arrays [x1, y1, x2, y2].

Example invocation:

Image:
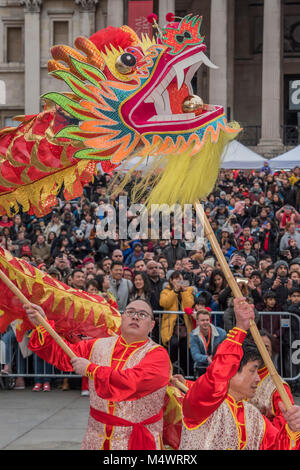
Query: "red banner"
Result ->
[[128, 0, 153, 38]]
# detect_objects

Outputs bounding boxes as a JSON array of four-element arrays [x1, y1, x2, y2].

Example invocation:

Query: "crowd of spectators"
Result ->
[[1, 163, 300, 392]]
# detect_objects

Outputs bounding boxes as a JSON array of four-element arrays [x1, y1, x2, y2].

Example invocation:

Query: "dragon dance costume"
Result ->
[[1, 10, 299, 450], [180, 328, 300, 450], [249, 365, 295, 431]]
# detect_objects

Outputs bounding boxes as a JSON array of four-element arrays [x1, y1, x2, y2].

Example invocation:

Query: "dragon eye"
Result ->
[[115, 53, 137, 74]]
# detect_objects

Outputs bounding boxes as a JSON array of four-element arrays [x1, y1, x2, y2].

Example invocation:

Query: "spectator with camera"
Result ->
[[159, 271, 195, 346], [262, 260, 294, 307], [276, 205, 300, 229], [159, 270, 195, 375]]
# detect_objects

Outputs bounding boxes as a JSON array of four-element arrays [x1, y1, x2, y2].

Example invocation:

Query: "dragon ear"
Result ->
[[48, 37, 105, 80]]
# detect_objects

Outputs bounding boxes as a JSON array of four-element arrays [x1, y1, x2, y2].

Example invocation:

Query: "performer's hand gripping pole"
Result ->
[[194, 201, 292, 411], [0, 269, 77, 360]]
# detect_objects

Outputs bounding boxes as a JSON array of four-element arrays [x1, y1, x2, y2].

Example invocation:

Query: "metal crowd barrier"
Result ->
[[0, 311, 299, 388]]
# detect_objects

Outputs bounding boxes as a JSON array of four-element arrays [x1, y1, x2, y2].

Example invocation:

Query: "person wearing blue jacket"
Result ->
[[124, 241, 144, 268], [190, 308, 227, 377]]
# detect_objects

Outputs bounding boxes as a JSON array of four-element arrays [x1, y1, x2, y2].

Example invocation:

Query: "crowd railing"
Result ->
[[0, 311, 299, 387]]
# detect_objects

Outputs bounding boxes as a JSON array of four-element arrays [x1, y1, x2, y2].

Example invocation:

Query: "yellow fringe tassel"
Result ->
[[113, 122, 241, 207]]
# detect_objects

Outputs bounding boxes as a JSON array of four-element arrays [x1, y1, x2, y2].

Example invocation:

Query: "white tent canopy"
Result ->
[[220, 140, 265, 169], [269, 145, 300, 170]]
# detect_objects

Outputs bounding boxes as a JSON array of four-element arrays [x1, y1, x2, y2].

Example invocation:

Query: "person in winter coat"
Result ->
[[163, 239, 187, 269], [258, 220, 278, 262], [124, 241, 144, 268], [190, 308, 226, 376], [262, 260, 295, 307], [159, 271, 195, 346], [223, 296, 260, 333], [31, 234, 51, 262]]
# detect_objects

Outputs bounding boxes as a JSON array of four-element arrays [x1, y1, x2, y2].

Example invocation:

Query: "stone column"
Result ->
[[107, 0, 124, 28], [158, 0, 175, 27], [20, 0, 42, 115], [227, 0, 235, 121], [209, 0, 228, 112], [258, 0, 283, 154], [75, 0, 98, 37]]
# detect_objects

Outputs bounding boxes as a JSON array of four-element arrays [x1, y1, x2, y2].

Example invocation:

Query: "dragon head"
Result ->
[[45, 14, 239, 169]]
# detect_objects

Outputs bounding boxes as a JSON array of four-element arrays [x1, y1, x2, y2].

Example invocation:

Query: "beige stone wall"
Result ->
[[0, 3, 25, 114], [0, 0, 299, 156]]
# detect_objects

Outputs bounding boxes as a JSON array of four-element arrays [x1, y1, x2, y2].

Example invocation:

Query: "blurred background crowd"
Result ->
[[1, 162, 300, 394]]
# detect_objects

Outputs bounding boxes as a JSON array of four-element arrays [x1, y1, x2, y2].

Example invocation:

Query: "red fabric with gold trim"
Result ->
[[0, 247, 121, 342]]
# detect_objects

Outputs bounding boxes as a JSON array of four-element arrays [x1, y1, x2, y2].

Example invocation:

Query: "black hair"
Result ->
[[110, 261, 123, 269], [289, 287, 300, 295], [86, 279, 100, 291], [195, 291, 212, 307], [266, 264, 275, 273], [132, 271, 152, 297], [207, 269, 227, 292], [168, 270, 182, 283], [95, 274, 107, 291], [133, 258, 146, 267], [72, 268, 84, 277], [237, 340, 262, 372], [263, 290, 276, 300]]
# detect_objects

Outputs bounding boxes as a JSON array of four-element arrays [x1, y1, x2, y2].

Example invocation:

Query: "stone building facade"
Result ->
[[0, 0, 299, 157]]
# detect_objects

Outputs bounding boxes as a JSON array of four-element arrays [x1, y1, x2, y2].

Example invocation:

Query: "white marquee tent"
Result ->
[[220, 140, 266, 169], [269, 145, 300, 170]]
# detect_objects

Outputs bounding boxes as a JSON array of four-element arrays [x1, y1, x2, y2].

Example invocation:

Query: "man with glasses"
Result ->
[[111, 249, 124, 264], [24, 299, 170, 450]]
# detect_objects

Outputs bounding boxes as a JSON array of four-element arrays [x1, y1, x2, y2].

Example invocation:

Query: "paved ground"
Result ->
[[0, 388, 89, 450], [0, 387, 300, 450]]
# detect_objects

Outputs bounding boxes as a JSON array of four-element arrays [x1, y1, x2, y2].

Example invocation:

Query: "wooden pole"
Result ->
[[0, 269, 77, 360], [173, 379, 188, 394], [194, 201, 292, 410]]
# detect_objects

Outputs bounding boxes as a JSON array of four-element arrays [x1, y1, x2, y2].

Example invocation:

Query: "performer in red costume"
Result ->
[[249, 329, 295, 431], [180, 298, 300, 450], [25, 299, 171, 450]]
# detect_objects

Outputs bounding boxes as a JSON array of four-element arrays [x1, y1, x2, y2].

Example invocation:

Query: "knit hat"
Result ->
[[274, 260, 289, 271], [21, 245, 32, 256], [83, 256, 95, 265], [290, 257, 300, 266], [202, 257, 215, 267]]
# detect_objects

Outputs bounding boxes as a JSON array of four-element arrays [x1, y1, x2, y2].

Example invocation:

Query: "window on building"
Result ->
[[4, 116, 17, 128], [0, 110, 23, 129], [6, 27, 23, 63], [53, 21, 69, 46]]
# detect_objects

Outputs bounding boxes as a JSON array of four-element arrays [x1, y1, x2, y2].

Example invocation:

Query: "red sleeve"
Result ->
[[271, 384, 295, 430], [260, 417, 300, 450], [182, 328, 247, 428], [86, 346, 171, 402], [28, 320, 96, 372]]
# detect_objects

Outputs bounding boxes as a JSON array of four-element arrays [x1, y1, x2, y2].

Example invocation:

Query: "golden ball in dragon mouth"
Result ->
[[182, 95, 204, 114]]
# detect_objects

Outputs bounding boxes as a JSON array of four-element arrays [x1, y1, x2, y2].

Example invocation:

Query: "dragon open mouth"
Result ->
[[122, 45, 224, 133]]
